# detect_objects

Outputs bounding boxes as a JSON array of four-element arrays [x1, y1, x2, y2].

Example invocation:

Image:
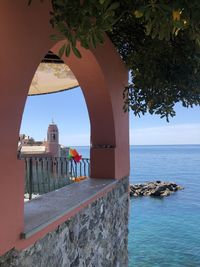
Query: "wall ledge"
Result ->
[[22, 178, 117, 239]]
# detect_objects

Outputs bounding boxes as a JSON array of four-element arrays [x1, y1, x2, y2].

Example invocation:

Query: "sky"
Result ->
[[20, 87, 200, 146]]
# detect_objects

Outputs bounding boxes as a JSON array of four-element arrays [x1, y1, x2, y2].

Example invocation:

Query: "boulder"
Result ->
[[130, 181, 184, 198]]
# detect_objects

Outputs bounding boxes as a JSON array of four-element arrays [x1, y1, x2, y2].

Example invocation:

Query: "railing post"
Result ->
[[83, 159, 86, 176], [29, 158, 33, 200], [87, 159, 90, 177]]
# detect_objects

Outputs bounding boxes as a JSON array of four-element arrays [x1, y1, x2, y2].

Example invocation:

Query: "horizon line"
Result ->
[[69, 143, 200, 147]]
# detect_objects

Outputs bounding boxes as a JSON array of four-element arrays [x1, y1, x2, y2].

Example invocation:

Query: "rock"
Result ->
[[160, 189, 171, 197], [130, 181, 184, 198], [176, 185, 184, 190]]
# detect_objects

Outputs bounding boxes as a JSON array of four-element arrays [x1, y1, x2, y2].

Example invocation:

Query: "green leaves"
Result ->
[[72, 46, 81, 58], [50, 0, 120, 59], [65, 44, 71, 57], [33, 0, 200, 120], [58, 44, 66, 58], [110, 6, 200, 121], [108, 2, 119, 11], [58, 43, 81, 59], [99, 0, 106, 4]]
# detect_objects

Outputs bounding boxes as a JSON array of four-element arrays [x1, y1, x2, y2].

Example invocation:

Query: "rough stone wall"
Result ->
[[0, 177, 129, 267]]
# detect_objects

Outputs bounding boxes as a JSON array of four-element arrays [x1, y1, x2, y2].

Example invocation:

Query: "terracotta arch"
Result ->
[[0, 0, 129, 255], [52, 38, 129, 179]]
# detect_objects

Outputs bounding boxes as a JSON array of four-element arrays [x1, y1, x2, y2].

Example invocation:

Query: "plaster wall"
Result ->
[[0, 0, 129, 255], [0, 0, 55, 254]]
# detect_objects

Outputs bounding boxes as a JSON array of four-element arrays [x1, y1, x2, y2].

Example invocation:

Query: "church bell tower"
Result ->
[[46, 121, 60, 157]]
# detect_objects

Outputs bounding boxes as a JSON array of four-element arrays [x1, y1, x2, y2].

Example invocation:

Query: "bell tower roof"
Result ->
[[47, 122, 59, 143], [48, 124, 58, 130]]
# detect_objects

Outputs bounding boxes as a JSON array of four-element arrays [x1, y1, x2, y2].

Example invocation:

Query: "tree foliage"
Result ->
[[29, 0, 200, 120], [110, 1, 200, 120]]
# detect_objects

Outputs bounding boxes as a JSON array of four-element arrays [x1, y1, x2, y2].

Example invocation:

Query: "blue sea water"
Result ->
[[76, 145, 200, 267], [129, 145, 200, 267]]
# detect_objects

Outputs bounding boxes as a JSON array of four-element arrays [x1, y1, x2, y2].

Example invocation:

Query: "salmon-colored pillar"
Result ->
[[0, 0, 55, 255]]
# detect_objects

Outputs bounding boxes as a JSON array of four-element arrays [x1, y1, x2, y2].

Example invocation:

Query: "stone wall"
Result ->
[[0, 177, 129, 267]]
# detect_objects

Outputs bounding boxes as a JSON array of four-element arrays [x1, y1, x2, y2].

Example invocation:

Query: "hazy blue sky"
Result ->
[[20, 87, 200, 146]]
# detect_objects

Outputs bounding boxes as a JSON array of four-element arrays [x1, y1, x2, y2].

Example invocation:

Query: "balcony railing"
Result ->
[[24, 157, 90, 200]]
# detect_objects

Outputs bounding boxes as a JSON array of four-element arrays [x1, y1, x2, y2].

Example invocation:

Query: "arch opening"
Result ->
[[19, 58, 91, 200]]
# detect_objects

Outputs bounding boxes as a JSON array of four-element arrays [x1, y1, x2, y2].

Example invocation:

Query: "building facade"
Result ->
[[19, 122, 66, 158]]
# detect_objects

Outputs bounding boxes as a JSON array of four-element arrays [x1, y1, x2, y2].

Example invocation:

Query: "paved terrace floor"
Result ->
[[23, 178, 116, 238]]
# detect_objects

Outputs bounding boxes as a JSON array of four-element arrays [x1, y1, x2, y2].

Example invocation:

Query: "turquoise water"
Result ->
[[129, 145, 200, 267], [76, 145, 200, 267]]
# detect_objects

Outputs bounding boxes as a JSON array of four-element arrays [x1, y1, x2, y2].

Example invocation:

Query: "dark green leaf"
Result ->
[[50, 34, 63, 41], [65, 44, 71, 57], [58, 44, 66, 58], [108, 2, 120, 11], [72, 46, 82, 58]]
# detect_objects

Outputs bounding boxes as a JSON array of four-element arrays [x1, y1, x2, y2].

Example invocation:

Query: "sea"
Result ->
[[76, 145, 200, 267]]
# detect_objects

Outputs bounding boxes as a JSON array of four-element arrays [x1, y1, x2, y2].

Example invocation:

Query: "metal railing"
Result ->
[[24, 157, 90, 200]]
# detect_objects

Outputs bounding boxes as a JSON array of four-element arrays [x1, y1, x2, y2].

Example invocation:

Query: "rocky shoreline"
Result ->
[[130, 181, 184, 197]]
